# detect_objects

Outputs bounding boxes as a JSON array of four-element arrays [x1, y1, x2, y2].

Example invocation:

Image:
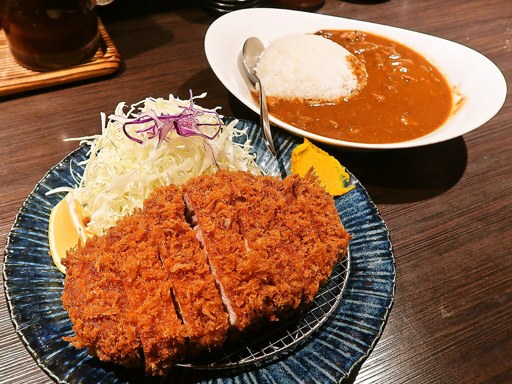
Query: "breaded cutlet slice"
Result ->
[[107, 212, 186, 375], [283, 173, 350, 304], [63, 209, 186, 375], [142, 185, 229, 353], [213, 171, 304, 320], [62, 232, 141, 367], [184, 170, 306, 331], [183, 172, 250, 331]]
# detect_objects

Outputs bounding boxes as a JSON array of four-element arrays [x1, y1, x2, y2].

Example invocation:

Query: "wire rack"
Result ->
[[177, 251, 351, 370]]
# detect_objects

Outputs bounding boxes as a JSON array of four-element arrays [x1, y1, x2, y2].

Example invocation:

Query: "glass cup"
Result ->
[[0, 0, 110, 71]]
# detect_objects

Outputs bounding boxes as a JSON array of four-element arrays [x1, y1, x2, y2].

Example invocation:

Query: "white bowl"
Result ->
[[204, 8, 507, 149]]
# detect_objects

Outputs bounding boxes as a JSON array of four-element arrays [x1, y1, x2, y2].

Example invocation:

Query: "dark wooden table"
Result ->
[[1, 0, 511, 383]]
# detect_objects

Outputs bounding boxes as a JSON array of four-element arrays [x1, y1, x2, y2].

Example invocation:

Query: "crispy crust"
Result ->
[[107, 213, 186, 375], [183, 171, 255, 331], [183, 170, 348, 329], [62, 233, 142, 367], [62, 170, 350, 374], [200, 171, 304, 320], [239, 174, 305, 316], [63, 209, 186, 375], [143, 185, 229, 353], [283, 173, 351, 303]]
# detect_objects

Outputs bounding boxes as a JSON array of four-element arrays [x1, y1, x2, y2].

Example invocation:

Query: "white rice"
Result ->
[[255, 34, 363, 102]]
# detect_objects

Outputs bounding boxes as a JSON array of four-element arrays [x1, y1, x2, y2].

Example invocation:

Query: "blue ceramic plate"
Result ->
[[4, 119, 395, 383]]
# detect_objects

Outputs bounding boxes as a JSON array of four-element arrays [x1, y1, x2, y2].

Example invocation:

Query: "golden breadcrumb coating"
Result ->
[[183, 170, 348, 330], [107, 213, 186, 375], [183, 171, 253, 331], [62, 170, 350, 375], [63, 209, 186, 375], [143, 185, 229, 353], [283, 173, 350, 303], [62, 233, 142, 367]]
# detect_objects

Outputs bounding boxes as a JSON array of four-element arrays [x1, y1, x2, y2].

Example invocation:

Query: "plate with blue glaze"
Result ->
[[4, 119, 395, 383]]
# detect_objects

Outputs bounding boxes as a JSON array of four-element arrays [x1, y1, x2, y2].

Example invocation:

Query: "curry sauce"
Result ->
[[267, 30, 453, 144]]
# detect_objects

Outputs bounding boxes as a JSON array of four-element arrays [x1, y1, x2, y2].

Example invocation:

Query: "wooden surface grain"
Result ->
[[1, 0, 511, 383], [0, 20, 122, 97]]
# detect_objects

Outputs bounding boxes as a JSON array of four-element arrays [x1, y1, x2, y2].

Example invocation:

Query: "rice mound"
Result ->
[[256, 34, 362, 102]]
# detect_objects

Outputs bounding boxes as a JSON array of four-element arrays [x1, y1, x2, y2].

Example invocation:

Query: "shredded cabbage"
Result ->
[[62, 93, 262, 236]]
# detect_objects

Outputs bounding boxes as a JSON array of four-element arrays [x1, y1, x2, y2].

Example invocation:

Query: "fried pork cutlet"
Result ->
[[63, 209, 186, 375], [62, 170, 350, 375], [107, 214, 186, 375], [283, 173, 350, 304], [183, 171, 306, 330], [63, 233, 141, 367], [142, 185, 229, 353], [182, 172, 249, 330]]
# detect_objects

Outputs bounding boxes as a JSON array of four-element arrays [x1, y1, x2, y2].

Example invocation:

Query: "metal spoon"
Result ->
[[242, 37, 277, 157]]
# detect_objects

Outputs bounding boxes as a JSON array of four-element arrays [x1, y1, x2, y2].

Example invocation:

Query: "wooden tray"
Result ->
[[0, 20, 122, 97]]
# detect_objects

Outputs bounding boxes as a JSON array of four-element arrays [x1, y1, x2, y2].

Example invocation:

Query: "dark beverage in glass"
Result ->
[[273, 0, 325, 10], [0, 0, 99, 71]]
